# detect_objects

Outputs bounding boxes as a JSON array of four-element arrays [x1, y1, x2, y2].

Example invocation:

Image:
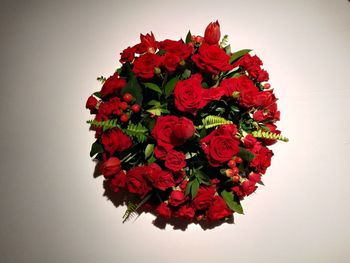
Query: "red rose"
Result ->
[[201, 124, 240, 167], [249, 142, 273, 174], [204, 20, 221, 45], [120, 46, 136, 63], [156, 203, 172, 219], [101, 128, 132, 155], [140, 32, 157, 53], [206, 196, 232, 221], [126, 166, 152, 198], [244, 134, 258, 148], [177, 205, 195, 220], [100, 73, 126, 98], [165, 150, 186, 172], [192, 186, 216, 210], [99, 157, 121, 177], [173, 117, 195, 141], [98, 97, 121, 117], [173, 170, 186, 184], [158, 39, 192, 60], [154, 145, 169, 160], [231, 185, 245, 200], [168, 190, 186, 206], [260, 123, 281, 146], [86, 95, 98, 111], [110, 170, 127, 192], [147, 163, 175, 191], [192, 44, 233, 74], [151, 115, 182, 148], [248, 173, 261, 183], [242, 180, 257, 196], [133, 53, 161, 79], [161, 53, 180, 72]]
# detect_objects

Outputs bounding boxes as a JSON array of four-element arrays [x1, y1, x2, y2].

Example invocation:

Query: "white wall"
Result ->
[[1, 0, 350, 262]]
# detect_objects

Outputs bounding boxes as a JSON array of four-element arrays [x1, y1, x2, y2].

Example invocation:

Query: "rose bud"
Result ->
[[204, 20, 221, 45], [173, 117, 195, 140], [140, 32, 157, 53], [86, 95, 98, 111], [99, 157, 121, 177]]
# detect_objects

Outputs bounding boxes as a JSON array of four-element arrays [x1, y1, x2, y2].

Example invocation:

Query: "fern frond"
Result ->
[[123, 123, 148, 143], [87, 119, 120, 131], [220, 35, 229, 48], [251, 130, 289, 142], [198, 115, 233, 129], [122, 194, 152, 223]]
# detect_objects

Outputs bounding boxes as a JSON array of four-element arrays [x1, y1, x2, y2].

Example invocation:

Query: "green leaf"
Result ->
[[185, 30, 192, 44], [221, 190, 244, 214], [97, 76, 106, 84], [237, 147, 255, 162], [147, 100, 161, 107], [224, 44, 231, 55], [90, 141, 104, 157], [144, 144, 154, 159], [230, 105, 240, 113], [93, 92, 102, 99], [121, 73, 143, 105], [229, 49, 252, 64], [195, 170, 211, 185], [144, 83, 162, 94], [147, 155, 156, 164], [185, 181, 193, 196], [124, 123, 148, 143], [181, 69, 191, 80], [164, 76, 179, 98], [199, 115, 233, 129], [191, 179, 200, 199]]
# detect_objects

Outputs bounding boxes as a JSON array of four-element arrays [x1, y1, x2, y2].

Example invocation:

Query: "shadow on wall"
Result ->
[[93, 160, 234, 231]]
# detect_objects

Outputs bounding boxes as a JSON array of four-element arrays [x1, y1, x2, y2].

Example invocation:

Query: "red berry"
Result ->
[[264, 83, 271, 89], [225, 169, 234, 177], [119, 101, 128, 110], [235, 157, 243, 163], [120, 114, 129, 122], [131, 104, 141, 113], [232, 175, 240, 183], [228, 159, 236, 168], [123, 93, 133, 103], [232, 167, 239, 175]]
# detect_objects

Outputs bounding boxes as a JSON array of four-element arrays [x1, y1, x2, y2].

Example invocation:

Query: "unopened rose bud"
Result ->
[[154, 67, 161, 75], [192, 35, 204, 44], [173, 117, 195, 140], [86, 95, 98, 111], [99, 157, 121, 177], [140, 32, 157, 54], [232, 91, 240, 99], [204, 20, 221, 45]]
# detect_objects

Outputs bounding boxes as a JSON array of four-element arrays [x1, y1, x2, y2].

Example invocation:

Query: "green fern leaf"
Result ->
[[123, 194, 152, 223], [198, 115, 233, 129], [86, 119, 120, 131], [251, 130, 289, 142], [123, 123, 148, 143]]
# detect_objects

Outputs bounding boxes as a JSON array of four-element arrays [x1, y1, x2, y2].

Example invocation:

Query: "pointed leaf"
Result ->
[[121, 73, 143, 105], [165, 76, 179, 98], [90, 141, 104, 157], [221, 190, 244, 214], [229, 49, 252, 64], [191, 179, 200, 199], [145, 144, 154, 159], [238, 147, 255, 162], [185, 30, 192, 44], [144, 83, 162, 94]]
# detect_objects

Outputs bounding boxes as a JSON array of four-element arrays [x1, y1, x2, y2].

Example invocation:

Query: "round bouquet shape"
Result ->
[[86, 21, 288, 224]]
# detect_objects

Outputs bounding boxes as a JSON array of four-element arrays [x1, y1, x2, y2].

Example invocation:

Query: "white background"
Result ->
[[1, 0, 350, 262]]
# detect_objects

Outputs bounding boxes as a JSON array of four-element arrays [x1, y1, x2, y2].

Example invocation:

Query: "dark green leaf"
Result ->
[[90, 141, 104, 157], [191, 179, 200, 199], [147, 155, 156, 164], [121, 73, 143, 105], [144, 83, 162, 94], [229, 49, 252, 64], [199, 128, 207, 138], [93, 92, 102, 99], [185, 30, 192, 44], [144, 144, 154, 159], [221, 190, 244, 214], [230, 105, 240, 113], [195, 170, 211, 185], [165, 76, 179, 97], [185, 181, 193, 196], [238, 147, 255, 162]]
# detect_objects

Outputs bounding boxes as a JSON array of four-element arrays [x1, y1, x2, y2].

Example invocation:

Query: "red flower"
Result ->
[[110, 170, 127, 192], [140, 32, 157, 53], [165, 150, 186, 172], [158, 39, 192, 60], [100, 73, 126, 98], [156, 203, 172, 219], [192, 186, 216, 210], [161, 53, 180, 72], [86, 95, 98, 111], [200, 124, 240, 167], [249, 142, 273, 174], [206, 196, 232, 221], [177, 205, 195, 220], [99, 157, 121, 177], [174, 74, 223, 115], [146, 163, 175, 191], [243, 134, 258, 148], [101, 128, 132, 155], [168, 190, 186, 206], [133, 53, 161, 79], [154, 145, 169, 160], [242, 180, 257, 196], [173, 117, 195, 141], [204, 20, 221, 45], [248, 173, 261, 183], [126, 166, 152, 198], [192, 44, 233, 74], [120, 46, 136, 63]]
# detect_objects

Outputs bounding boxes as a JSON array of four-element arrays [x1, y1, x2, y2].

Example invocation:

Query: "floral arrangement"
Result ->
[[86, 21, 288, 224]]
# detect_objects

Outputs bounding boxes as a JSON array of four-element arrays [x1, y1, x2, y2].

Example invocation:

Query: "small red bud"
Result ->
[[225, 169, 235, 177], [228, 159, 236, 168], [235, 157, 243, 163], [232, 175, 240, 183], [264, 83, 271, 89], [120, 114, 129, 122], [119, 101, 128, 110], [123, 93, 133, 103], [131, 104, 141, 113]]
